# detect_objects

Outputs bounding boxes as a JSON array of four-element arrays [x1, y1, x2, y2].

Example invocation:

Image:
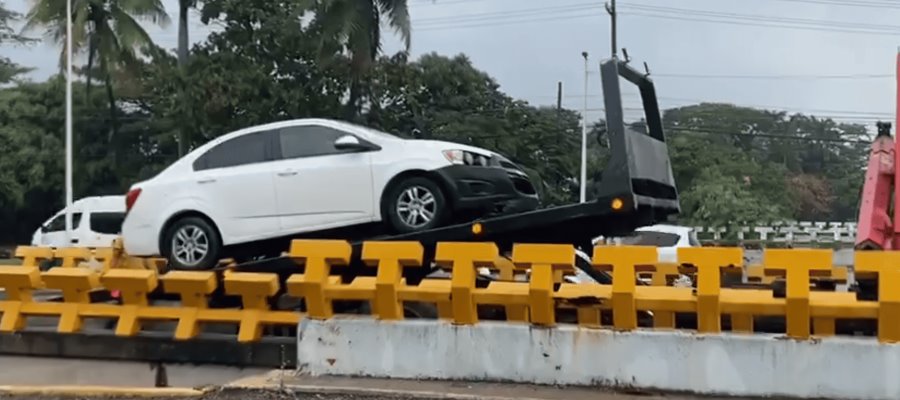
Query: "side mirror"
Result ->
[[334, 134, 378, 151], [40, 225, 49, 233]]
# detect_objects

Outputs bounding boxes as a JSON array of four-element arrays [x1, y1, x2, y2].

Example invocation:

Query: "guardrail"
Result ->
[[692, 221, 857, 247], [1, 240, 897, 343]]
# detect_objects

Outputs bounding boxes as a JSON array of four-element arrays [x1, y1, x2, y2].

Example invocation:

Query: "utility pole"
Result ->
[[65, 0, 73, 244], [556, 81, 563, 130], [580, 52, 589, 204], [606, 0, 617, 57], [556, 81, 562, 114]]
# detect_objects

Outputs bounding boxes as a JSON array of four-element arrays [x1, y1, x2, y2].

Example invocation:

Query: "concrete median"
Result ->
[[296, 317, 900, 400]]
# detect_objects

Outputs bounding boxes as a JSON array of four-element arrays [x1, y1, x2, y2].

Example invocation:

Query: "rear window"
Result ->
[[619, 231, 681, 247], [89, 212, 125, 235]]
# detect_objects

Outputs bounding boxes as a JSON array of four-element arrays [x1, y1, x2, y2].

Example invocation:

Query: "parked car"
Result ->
[[32, 195, 126, 249], [122, 118, 540, 270], [618, 224, 700, 263], [571, 224, 699, 286]]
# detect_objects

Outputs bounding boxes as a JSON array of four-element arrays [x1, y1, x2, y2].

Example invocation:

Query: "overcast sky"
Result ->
[[4, 0, 900, 127]]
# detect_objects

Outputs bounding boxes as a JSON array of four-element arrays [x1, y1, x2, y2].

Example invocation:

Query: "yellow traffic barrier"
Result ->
[[6, 240, 900, 344], [286, 239, 352, 319], [679, 247, 743, 333], [854, 251, 900, 342], [436, 242, 497, 325], [363, 241, 424, 320], [13, 247, 53, 268], [512, 243, 575, 326], [763, 249, 833, 339], [0, 266, 42, 331], [593, 245, 657, 330]]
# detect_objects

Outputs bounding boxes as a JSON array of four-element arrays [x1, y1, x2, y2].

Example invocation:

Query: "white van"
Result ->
[[31, 196, 126, 248]]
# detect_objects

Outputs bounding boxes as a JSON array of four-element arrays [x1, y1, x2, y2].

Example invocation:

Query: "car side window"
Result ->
[[194, 130, 275, 171], [45, 212, 82, 232], [89, 212, 125, 235], [278, 125, 361, 159]]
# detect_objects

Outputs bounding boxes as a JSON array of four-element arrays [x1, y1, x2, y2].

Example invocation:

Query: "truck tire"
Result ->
[[161, 216, 222, 271], [385, 176, 448, 233]]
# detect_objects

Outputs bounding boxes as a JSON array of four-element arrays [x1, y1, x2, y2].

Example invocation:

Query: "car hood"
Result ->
[[401, 139, 497, 157]]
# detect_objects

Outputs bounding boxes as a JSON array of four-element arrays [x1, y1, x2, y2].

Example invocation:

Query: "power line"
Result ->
[[415, 6, 603, 30], [533, 92, 895, 117], [620, 7, 900, 37], [415, 2, 598, 25], [766, 0, 900, 10], [621, 3, 900, 32], [665, 125, 872, 144], [651, 73, 891, 80], [416, 12, 602, 31]]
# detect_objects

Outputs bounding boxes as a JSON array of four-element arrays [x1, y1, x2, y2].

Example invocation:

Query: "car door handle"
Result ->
[[277, 170, 298, 177], [197, 178, 216, 184]]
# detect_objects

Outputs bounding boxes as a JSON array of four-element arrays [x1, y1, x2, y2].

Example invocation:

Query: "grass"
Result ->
[[0, 258, 17, 265]]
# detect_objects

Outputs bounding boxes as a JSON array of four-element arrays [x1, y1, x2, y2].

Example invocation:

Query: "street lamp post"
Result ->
[[64, 0, 73, 243], [580, 51, 589, 203]]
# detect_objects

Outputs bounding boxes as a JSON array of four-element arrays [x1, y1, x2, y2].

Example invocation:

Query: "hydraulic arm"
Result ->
[[855, 52, 900, 250]]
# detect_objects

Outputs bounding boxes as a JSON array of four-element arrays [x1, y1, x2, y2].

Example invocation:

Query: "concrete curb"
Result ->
[[223, 384, 553, 400], [0, 385, 209, 398]]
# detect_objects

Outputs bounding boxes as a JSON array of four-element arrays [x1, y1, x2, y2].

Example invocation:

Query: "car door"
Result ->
[[37, 211, 83, 247], [191, 129, 281, 242], [272, 123, 376, 232]]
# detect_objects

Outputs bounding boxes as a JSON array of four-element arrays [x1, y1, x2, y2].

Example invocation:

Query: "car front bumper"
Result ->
[[433, 164, 540, 218]]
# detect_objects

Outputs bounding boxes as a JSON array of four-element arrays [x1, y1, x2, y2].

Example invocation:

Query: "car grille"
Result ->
[[510, 174, 536, 195], [492, 155, 537, 196]]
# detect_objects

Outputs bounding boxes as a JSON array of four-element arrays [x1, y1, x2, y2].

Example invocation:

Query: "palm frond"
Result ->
[[110, 3, 156, 53], [117, 0, 170, 27], [376, 0, 410, 51]]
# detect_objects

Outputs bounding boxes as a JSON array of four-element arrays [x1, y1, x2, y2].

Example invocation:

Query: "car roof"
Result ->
[[68, 196, 126, 213], [204, 118, 393, 148], [634, 224, 694, 235]]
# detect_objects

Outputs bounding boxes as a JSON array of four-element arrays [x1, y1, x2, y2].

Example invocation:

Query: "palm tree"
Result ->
[[313, 0, 411, 119], [23, 0, 169, 141], [177, 0, 193, 65], [175, 0, 197, 157]]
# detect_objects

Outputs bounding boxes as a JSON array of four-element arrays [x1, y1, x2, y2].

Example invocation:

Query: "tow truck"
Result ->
[[123, 54, 680, 320], [220, 55, 680, 299]]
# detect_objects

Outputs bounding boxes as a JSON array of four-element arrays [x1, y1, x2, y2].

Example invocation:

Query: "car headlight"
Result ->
[[443, 149, 491, 167]]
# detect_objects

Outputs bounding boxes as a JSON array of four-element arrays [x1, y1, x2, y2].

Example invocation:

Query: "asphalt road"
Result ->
[[0, 357, 738, 400]]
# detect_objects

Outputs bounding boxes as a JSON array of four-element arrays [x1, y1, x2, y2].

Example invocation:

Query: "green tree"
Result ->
[[23, 0, 169, 143], [680, 167, 783, 234], [312, 0, 411, 118], [144, 0, 349, 151], [663, 103, 868, 224], [0, 77, 155, 243], [0, 1, 34, 82]]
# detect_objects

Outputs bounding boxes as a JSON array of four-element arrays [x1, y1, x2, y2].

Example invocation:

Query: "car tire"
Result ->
[[161, 216, 221, 271], [384, 176, 448, 233]]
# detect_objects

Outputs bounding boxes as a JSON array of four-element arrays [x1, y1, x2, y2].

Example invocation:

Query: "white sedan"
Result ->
[[121, 118, 539, 270]]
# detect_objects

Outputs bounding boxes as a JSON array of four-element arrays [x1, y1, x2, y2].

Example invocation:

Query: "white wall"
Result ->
[[297, 317, 900, 400]]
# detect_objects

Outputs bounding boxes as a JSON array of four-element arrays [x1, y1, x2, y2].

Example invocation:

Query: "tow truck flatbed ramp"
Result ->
[[234, 56, 679, 282]]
